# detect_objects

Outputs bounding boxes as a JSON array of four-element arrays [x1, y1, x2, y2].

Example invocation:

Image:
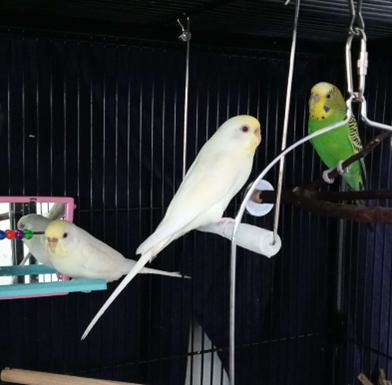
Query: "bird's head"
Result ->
[[18, 214, 50, 232], [45, 220, 76, 257], [218, 115, 262, 155], [309, 82, 345, 120]]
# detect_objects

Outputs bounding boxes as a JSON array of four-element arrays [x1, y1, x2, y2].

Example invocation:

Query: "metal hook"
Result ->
[[348, 0, 365, 34], [177, 14, 191, 42]]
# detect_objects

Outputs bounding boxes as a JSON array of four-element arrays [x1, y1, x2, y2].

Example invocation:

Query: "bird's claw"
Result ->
[[337, 160, 348, 175], [322, 169, 335, 184]]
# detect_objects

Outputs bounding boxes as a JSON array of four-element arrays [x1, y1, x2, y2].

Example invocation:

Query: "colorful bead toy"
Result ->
[[5, 230, 16, 240], [0, 229, 37, 241]]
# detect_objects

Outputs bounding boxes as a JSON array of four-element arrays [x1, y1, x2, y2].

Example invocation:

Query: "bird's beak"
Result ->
[[309, 93, 320, 111], [254, 128, 262, 143], [47, 238, 58, 253]]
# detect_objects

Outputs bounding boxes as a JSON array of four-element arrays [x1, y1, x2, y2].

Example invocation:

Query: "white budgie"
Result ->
[[16, 203, 66, 271], [81, 115, 262, 340], [17, 214, 56, 269], [44, 220, 188, 282]]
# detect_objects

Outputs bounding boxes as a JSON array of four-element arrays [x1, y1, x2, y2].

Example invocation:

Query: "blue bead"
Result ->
[[0, 230, 6, 240]]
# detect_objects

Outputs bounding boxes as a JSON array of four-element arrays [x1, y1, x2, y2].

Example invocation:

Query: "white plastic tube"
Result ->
[[198, 219, 281, 258]]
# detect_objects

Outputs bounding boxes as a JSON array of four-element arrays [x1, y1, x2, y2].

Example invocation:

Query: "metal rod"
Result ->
[[178, 16, 191, 178], [346, 34, 355, 96], [272, 0, 301, 245], [229, 228, 237, 385], [361, 97, 392, 131]]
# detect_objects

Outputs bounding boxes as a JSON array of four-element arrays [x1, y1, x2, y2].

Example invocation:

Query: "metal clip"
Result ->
[[177, 15, 191, 42], [345, 13, 392, 132], [345, 28, 367, 101]]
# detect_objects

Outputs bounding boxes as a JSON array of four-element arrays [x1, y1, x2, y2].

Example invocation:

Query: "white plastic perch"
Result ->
[[198, 219, 281, 258]]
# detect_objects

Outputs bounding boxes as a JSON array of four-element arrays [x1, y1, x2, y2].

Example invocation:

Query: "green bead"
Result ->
[[23, 229, 33, 240]]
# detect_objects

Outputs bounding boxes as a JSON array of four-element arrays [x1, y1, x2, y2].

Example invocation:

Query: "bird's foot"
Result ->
[[337, 160, 349, 175], [322, 169, 335, 184]]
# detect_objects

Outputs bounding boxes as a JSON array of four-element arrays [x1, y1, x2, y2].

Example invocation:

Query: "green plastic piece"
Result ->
[[23, 229, 33, 240]]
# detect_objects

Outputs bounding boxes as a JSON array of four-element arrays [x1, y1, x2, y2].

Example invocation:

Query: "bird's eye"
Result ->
[[241, 126, 249, 133], [326, 94, 331, 99], [63, 233, 68, 238]]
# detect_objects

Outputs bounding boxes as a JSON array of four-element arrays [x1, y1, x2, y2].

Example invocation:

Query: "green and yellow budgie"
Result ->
[[308, 82, 366, 196]]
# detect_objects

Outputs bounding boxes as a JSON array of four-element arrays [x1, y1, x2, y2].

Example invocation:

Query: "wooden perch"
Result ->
[[255, 189, 392, 204], [0, 212, 10, 221], [379, 369, 392, 385], [358, 373, 374, 385], [255, 189, 392, 223], [306, 129, 391, 191], [1, 368, 141, 385], [357, 369, 391, 385]]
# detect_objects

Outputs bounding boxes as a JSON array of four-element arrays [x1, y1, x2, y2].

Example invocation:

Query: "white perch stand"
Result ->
[[198, 219, 281, 258]]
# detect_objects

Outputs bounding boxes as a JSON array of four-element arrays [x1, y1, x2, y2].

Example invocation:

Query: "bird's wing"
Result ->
[[80, 236, 127, 274], [137, 151, 247, 256], [347, 114, 367, 184]]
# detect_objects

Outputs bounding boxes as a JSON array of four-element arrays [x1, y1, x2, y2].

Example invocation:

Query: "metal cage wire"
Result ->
[[0, 14, 391, 385]]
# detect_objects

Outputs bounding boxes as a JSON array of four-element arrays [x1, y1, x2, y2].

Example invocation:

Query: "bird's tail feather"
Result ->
[[347, 185, 365, 206], [140, 267, 190, 279], [347, 181, 373, 232], [81, 251, 152, 340]]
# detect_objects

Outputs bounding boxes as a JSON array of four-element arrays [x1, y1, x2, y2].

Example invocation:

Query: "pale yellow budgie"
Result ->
[[45, 220, 189, 282], [81, 114, 262, 340]]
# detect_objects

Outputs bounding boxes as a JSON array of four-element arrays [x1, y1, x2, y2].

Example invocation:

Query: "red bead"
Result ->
[[5, 230, 16, 240]]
